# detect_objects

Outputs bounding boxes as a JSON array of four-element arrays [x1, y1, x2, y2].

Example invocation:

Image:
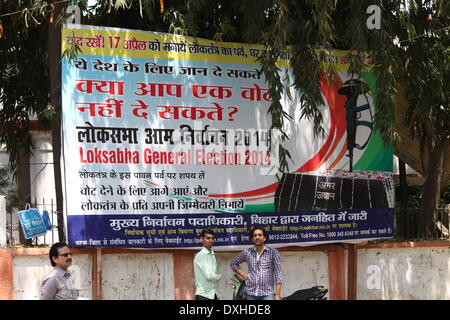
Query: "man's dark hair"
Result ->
[[250, 226, 267, 238], [200, 228, 215, 238], [49, 242, 68, 267]]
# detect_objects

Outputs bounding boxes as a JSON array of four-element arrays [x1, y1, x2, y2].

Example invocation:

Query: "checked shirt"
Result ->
[[230, 246, 282, 296]]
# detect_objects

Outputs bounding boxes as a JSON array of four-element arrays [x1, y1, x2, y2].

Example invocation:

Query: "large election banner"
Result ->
[[61, 24, 394, 249]]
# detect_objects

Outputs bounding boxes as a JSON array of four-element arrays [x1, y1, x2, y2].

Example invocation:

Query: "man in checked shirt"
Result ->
[[230, 227, 282, 300]]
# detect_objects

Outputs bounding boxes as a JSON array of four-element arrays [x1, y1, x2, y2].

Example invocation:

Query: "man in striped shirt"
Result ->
[[230, 227, 282, 300]]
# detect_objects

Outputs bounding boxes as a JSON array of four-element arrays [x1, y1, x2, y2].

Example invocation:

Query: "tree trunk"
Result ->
[[48, 2, 65, 242], [421, 139, 449, 237], [17, 149, 32, 246], [398, 158, 408, 239]]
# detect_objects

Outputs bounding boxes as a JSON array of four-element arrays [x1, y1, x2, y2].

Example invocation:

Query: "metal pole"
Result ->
[[51, 198, 54, 244]]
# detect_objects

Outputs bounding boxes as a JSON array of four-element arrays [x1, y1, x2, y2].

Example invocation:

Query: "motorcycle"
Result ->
[[230, 275, 328, 300]]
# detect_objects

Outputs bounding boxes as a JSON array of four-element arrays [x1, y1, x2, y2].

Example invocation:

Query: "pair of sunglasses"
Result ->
[[58, 253, 73, 257]]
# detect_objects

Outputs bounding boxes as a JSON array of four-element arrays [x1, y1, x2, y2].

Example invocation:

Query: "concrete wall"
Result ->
[[1, 247, 332, 300], [357, 243, 450, 300], [101, 253, 174, 300], [13, 254, 92, 300], [2, 242, 450, 300], [0, 197, 5, 247]]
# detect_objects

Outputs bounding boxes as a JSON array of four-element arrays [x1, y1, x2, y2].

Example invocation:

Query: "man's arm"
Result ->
[[275, 283, 282, 300], [273, 249, 283, 300], [234, 268, 249, 280], [40, 277, 58, 300], [230, 250, 248, 280], [194, 254, 221, 282]]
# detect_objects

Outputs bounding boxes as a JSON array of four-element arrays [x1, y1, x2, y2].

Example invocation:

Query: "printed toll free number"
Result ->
[[327, 231, 354, 237]]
